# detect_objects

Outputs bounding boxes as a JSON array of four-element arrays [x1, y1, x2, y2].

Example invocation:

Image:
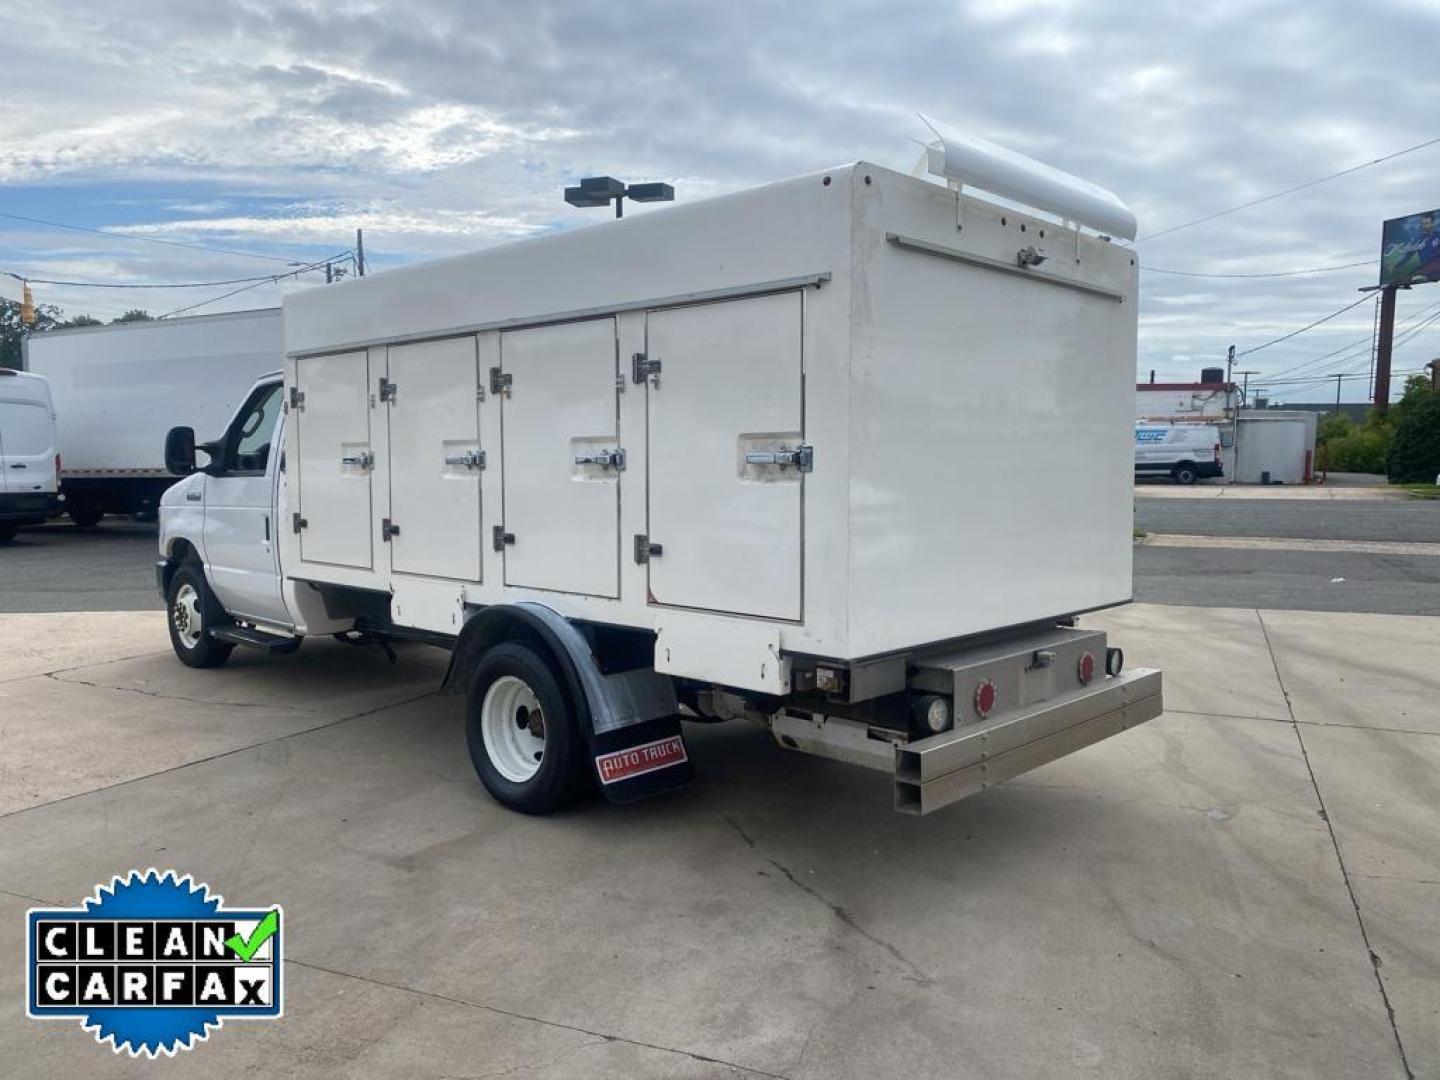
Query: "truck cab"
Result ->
[[0, 369, 62, 544], [157, 373, 305, 660]]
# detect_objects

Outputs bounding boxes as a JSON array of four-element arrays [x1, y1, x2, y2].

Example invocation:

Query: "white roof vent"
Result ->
[[920, 115, 1137, 242]]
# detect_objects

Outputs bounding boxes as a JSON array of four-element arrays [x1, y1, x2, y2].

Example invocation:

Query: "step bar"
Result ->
[[894, 667, 1163, 815]]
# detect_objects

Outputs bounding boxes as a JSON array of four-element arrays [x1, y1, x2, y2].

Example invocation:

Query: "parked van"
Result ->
[[0, 369, 62, 543], [1134, 421, 1223, 485]]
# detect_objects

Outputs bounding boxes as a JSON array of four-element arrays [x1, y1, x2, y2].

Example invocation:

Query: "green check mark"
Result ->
[[225, 910, 279, 961]]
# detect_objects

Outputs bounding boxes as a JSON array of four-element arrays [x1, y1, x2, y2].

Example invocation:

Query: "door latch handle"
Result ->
[[492, 525, 515, 551], [340, 451, 375, 469], [9, 463, 25, 469], [574, 449, 626, 470], [745, 445, 814, 472], [443, 449, 486, 470]]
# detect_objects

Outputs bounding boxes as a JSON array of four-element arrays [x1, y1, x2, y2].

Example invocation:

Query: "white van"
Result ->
[[0, 369, 62, 543], [1134, 421, 1223, 485]]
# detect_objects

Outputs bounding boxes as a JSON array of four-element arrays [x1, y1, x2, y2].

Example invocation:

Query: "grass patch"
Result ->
[[1133, 527, 1148, 539], [1396, 483, 1440, 499]]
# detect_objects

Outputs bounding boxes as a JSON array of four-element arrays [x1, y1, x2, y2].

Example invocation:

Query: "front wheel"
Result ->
[[1172, 463, 1199, 486], [167, 565, 234, 668], [465, 642, 588, 814]]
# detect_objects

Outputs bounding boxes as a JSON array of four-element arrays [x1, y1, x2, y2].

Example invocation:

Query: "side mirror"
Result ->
[[164, 426, 196, 476], [196, 439, 226, 476]]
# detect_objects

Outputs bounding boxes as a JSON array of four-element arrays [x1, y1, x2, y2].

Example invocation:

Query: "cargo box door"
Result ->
[[499, 318, 620, 598], [294, 350, 373, 570], [644, 292, 803, 620], [385, 337, 483, 581]]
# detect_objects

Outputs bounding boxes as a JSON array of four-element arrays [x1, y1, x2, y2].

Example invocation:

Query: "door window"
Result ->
[[0, 401, 52, 455], [224, 383, 282, 475]]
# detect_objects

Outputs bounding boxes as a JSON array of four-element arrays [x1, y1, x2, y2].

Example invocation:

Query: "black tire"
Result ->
[[0, 524, 16, 545], [68, 503, 103, 528], [1172, 463, 1199, 486], [166, 565, 234, 669], [465, 642, 588, 814]]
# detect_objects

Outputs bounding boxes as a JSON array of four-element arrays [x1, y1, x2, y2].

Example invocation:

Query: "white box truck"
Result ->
[[0, 369, 62, 543], [24, 309, 282, 524], [155, 126, 1162, 815]]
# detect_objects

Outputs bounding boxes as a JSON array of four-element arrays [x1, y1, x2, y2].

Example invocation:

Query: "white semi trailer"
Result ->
[[156, 127, 1162, 815], [25, 309, 282, 523]]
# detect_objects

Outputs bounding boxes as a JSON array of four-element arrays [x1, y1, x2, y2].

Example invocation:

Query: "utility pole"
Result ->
[[1236, 369, 1259, 406], [1373, 283, 1398, 413], [356, 228, 366, 278], [1334, 372, 1344, 411]]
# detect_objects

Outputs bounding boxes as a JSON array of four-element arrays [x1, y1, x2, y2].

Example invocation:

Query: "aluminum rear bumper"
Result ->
[[894, 667, 1162, 815]]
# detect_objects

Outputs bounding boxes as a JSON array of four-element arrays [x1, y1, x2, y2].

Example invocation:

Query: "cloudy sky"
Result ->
[[4, 0, 1439, 401]]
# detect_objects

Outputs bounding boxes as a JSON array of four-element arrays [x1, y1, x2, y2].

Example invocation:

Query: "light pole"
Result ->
[[564, 176, 675, 219]]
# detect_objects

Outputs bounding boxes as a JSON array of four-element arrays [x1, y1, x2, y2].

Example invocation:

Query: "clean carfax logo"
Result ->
[[26, 869, 283, 1057]]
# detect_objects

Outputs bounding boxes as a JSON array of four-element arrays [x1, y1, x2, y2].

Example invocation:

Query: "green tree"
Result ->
[[1388, 385, 1440, 483], [111, 309, 153, 323], [60, 314, 103, 328], [1, 298, 64, 369]]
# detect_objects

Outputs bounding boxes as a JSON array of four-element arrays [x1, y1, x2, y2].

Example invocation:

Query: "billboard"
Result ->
[[1380, 209, 1440, 286]]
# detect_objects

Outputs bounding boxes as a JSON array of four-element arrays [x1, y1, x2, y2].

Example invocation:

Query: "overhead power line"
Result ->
[[1139, 133, 1440, 242], [1140, 258, 1378, 279], [1236, 294, 1374, 358], [0, 210, 299, 265], [158, 252, 351, 319], [15, 268, 345, 289]]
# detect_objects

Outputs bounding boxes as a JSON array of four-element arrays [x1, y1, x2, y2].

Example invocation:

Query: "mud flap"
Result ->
[[589, 715, 694, 804]]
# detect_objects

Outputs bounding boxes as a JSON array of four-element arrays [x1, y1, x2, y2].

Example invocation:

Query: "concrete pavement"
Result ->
[[0, 606, 1434, 1078]]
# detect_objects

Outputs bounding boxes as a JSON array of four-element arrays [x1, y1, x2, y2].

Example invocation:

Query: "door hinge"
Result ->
[[492, 525, 515, 551], [632, 351, 661, 387], [292, 512, 308, 533], [378, 377, 397, 404], [490, 367, 512, 397], [744, 444, 814, 473], [634, 534, 663, 563], [288, 387, 305, 412], [381, 518, 400, 541]]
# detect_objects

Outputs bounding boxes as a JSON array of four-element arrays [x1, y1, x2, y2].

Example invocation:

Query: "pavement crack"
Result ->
[[285, 957, 786, 1079], [43, 670, 322, 712], [715, 808, 933, 987], [1257, 610, 1415, 1080]]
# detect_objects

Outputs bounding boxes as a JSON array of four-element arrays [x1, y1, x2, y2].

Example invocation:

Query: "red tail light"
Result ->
[[1213, 444, 1221, 464], [1077, 651, 1096, 686], [55, 453, 61, 474]]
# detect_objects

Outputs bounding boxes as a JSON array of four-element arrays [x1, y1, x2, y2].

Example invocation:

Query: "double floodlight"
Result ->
[[564, 176, 675, 218]]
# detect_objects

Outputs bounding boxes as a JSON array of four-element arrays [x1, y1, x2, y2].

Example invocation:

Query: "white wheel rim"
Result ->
[[172, 582, 203, 649], [481, 675, 547, 783]]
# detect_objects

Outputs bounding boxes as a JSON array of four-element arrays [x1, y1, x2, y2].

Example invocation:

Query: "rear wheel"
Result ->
[[167, 565, 234, 668], [1172, 463, 1199, 485], [68, 502, 103, 528], [0, 524, 16, 545], [465, 642, 587, 814]]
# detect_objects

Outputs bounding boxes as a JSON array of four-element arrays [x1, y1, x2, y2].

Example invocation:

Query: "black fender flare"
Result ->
[[443, 602, 678, 735]]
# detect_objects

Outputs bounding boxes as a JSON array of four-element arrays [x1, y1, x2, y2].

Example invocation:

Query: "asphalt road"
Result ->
[[1135, 496, 1440, 615], [1135, 497, 1440, 543], [0, 519, 161, 612]]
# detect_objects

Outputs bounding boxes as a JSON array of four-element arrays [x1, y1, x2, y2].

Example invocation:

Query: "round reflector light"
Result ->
[[974, 679, 997, 718], [1077, 651, 1096, 685]]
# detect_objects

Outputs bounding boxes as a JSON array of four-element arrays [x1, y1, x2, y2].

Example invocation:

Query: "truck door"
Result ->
[[385, 337, 483, 581], [498, 318, 621, 598], [643, 292, 804, 620], [0, 397, 56, 497], [293, 350, 374, 570], [203, 380, 288, 624]]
